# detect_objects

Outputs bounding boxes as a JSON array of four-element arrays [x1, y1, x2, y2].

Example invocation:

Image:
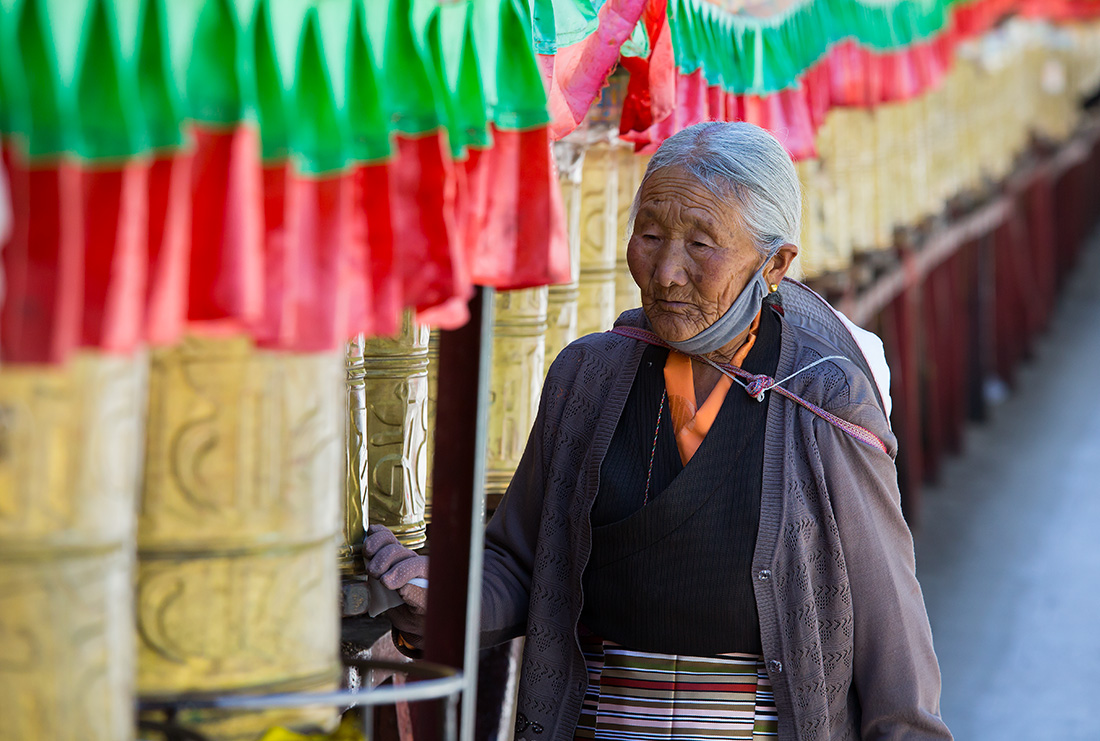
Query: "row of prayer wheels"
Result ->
[[0, 123, 646, 741], [0, 342, 345, 740], [798, 18, 1100, 278], [3, 17, 1098, 741]]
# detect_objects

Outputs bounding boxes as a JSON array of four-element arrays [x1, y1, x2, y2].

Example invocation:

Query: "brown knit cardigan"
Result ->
[[480, 281, 952, 741]]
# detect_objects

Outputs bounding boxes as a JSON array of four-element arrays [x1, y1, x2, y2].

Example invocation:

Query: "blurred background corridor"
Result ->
[[917, 227, 1100, 740]]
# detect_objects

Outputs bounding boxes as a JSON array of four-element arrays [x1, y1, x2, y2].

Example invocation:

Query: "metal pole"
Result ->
[[419, 287, 494, 741], [460, 287, 493, 741]]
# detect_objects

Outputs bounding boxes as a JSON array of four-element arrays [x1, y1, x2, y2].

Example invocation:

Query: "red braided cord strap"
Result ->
[[610, 326, 888, 455]]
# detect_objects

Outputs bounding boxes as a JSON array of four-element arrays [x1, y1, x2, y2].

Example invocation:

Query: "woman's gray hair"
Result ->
[[629, 121, 802, 258]]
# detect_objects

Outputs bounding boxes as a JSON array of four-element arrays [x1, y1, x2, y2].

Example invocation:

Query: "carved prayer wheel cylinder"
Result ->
[[425, 328, 441, 525], [547, 139, 585, 367], [355, 313, 429, 550], [139, 337, 342, 739], [815, 112, 854, 272], [614, 144, 641, 317], [486, 287, 548, 513], [913, 95, 938, 222], [795, 158, 829, 279], [843, 108, 878, 253], [0, 354, 145, 741], [577, 142, 619, 337], [926, 75, 955, 209], [344, 337, 369, 575], [872, 103, 904, 250], [951, 58, 982, 194]]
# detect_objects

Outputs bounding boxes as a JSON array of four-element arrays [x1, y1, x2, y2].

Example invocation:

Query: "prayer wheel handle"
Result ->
[[137, 659, 463, 741]]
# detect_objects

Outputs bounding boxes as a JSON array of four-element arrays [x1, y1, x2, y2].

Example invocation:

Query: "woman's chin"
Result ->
[[648, 315, 704, 344]]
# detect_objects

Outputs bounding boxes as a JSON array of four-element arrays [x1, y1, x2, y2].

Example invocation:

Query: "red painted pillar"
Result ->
[[880, 276, 925, 525]]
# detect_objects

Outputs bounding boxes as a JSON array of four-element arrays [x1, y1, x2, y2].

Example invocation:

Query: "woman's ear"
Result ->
[[765, 243, 799, 287]]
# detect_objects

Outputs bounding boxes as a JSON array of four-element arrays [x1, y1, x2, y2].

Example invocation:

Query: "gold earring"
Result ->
[[769, 283, 778, 293]]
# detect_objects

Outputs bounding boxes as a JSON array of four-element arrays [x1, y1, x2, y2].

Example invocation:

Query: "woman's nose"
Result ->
[[653, 242, 689, 287]]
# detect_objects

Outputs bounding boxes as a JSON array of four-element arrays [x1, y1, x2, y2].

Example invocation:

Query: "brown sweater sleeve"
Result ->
[[479, 345, 583, 648], [822, 397, 953, 740]]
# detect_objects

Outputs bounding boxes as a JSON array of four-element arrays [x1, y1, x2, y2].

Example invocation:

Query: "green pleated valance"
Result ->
[[667, 0, 963, 95], [0, 0, 551, 172]]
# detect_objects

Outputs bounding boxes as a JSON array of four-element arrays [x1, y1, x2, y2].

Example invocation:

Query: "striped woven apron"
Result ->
[[574, 633, 778, 740]]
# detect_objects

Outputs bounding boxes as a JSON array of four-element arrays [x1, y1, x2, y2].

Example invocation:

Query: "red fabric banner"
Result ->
[[707, 84, 725, 122], [679, 69, 709, 130], [353, 162, 402, 338], [803, 62, 832, 129], [0, 147, 84, 365], [779, 86, 817, 161], [619, 0, 676, 138], [543, 0, 651, 140], [474, 126, 568, 291], [80, 164, 149, 353], [254, 163, 299, 349], [144, 153, 193, 347], [390, 133, 459, 313], [286, 173, 353, 352], [187, 124, 263, 330], [343, 168, 374, 341]]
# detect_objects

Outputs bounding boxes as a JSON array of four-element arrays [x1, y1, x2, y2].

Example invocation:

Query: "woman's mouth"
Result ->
[[656, 299, 694, 311]]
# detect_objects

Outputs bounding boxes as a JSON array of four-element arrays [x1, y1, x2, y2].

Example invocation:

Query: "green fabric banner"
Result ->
[[2, 0, 552, 171], [0, 0, 995, 167], [669, 0, 966, 95], [532, 0, 600, 54], [474, 0, 551, 131]]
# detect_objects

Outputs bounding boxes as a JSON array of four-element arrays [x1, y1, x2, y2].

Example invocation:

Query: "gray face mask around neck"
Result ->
[[665, 264, 770, 356]]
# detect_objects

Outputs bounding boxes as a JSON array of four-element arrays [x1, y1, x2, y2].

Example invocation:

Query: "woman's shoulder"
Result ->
[[778, 312, 895, 450], [545, 309, 647, 381]]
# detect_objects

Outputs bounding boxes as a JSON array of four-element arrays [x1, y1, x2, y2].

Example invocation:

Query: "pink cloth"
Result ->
[[542, 0, 650, 140]]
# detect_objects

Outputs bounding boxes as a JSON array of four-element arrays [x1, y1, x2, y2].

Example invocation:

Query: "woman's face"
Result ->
[[627, 166, 765, 344]]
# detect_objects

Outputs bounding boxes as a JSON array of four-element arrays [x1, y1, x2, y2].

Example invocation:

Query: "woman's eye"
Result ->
[[690, 241, 711, 249], [642, 233, 661, 242]]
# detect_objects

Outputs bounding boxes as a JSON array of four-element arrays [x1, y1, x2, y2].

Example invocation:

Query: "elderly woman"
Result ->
[[366, 121, 951, 740]]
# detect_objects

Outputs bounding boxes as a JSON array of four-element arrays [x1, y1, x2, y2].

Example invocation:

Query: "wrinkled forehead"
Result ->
[[633, 164, 747, 231]]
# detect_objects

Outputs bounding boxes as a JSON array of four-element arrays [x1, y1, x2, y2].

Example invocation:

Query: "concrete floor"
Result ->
[[913, 228, 1100, 740]]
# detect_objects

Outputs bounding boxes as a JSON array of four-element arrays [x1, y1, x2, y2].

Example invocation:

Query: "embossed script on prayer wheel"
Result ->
[[577, 142, 619, 337], [0, 355, 144, 741], [139, 337, 342, 739], [358, 313, 429, 550], [487, 287, 548, 513], [344, 337, 369, 575], [547, 139, 585, 366], [424, 329, 441, 525]]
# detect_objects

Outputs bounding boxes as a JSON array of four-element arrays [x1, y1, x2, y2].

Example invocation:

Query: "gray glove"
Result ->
[[364, 525, 428, 648]]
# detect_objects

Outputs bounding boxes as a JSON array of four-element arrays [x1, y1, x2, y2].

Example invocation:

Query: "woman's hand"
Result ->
[[364, 524, 428, 651]]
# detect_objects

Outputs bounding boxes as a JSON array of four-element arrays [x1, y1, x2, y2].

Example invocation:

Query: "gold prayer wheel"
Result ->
[[547, 139, 585, 367], [344, 338, 368, 575], [1069, 21, 1100, 97], [138, 336, 342, 739], [0, 354, 145, 741], [815, 111, 854, 272], [424, 328, 441, 526], [614, 143, 642, 318], [844, 108, 879, 253], [926, 71, 957, 209], [953, 56, 983, 194], [577, 141, 619, 336], [795, 157, 829, 279], [486, 287, 548, 513], [353, 313, 430, 550], [912, 94, 939, 223], [872, 102, 905, 250]]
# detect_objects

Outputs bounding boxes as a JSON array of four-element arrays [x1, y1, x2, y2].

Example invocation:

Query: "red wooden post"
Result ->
[[880, 286, 924, 525], [414, 288, 493, 741]]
